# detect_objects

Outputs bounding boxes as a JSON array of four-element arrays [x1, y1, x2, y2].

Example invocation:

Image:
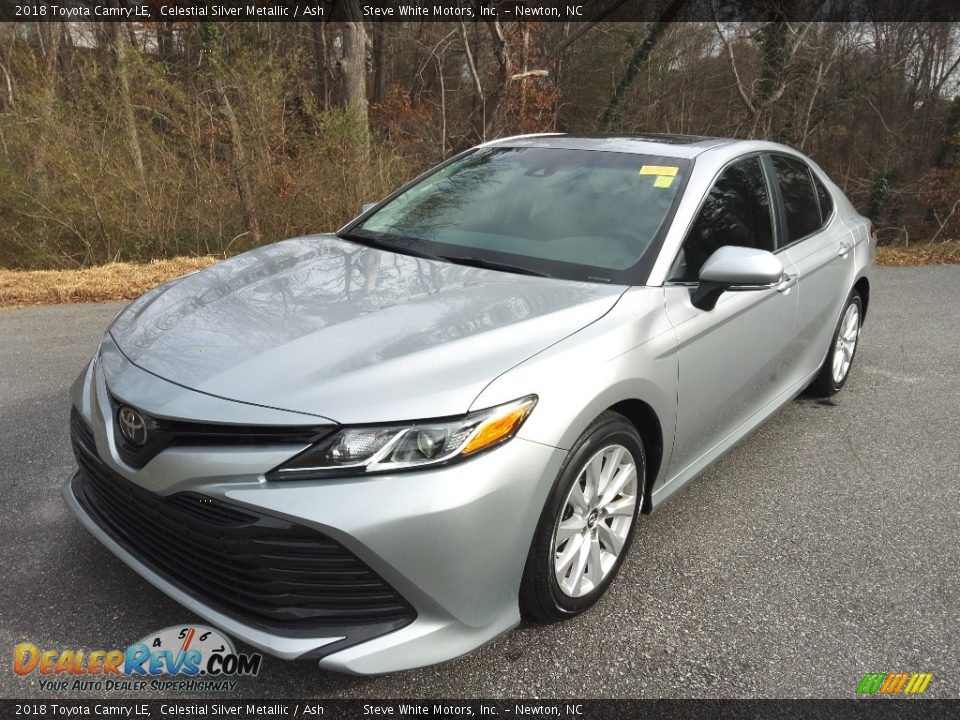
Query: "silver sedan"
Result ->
[[64, 134, 874, 674]]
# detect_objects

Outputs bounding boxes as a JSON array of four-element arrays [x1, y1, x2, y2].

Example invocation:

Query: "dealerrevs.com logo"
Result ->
[[13, 625, 262, 693], [856, 672, 933, 696]]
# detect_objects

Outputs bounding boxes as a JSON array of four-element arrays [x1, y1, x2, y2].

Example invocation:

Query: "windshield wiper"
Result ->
[[440, 255, 553, 278], [337, 230, 448, 263]]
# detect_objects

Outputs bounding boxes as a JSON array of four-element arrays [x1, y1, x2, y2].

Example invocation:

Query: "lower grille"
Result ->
[[70, 409, 416, 639]]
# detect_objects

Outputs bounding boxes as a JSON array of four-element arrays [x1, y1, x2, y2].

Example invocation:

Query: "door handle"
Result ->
[[838, 241, 853, 257], [777, 272, 798, 293]]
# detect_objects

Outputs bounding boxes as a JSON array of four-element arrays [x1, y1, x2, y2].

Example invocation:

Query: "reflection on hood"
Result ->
[[109, 235, 627, 422]]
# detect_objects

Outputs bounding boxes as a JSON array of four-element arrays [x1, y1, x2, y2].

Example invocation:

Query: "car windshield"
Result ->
[[346, 146, 689, 284]]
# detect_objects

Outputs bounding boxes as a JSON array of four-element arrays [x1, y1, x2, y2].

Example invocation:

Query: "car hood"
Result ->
[[108, 235, 627, 423]]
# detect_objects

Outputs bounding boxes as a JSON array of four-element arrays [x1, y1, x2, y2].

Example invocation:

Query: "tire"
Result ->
[[520, 411, 645, 622], [807, 289, 863, 397]]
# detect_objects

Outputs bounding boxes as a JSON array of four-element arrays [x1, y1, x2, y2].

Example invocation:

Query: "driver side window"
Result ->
[[670, 156, 774, 282]]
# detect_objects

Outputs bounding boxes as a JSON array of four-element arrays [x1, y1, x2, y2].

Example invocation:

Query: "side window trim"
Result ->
[[811, 168, 836, 227], [760, 153, 788, 252], [762, 152, 791, 254], [766, 152, 831, 251], [665, 151, 778, 285]]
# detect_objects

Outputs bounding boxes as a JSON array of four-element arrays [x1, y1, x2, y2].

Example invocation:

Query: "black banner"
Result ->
[[3, 699, 960, 719], [0, 0, 957, 23]]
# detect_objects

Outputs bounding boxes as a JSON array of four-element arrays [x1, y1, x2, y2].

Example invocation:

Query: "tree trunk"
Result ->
[[113, 22, 146, 188], [372, 21, 387, 104], [157, 22, 175, 64], [34, 21, 63, 179], [215, 82, 262, 247], [483, 20, 512, 139], [310, 22, 331, 112], [459, 20, 485, 141], [598, 0, 688, 131], [334, 0, 369, 128], [336, 23, 368, 113], [0, 60, 14, 113]]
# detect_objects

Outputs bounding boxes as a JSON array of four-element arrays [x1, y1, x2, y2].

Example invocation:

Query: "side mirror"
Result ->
[[691, 246, 784, 311], [360, 202, 377, 215]]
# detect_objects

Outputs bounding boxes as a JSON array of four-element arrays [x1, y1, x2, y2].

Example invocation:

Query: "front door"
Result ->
[[663, 155, 800, 478]]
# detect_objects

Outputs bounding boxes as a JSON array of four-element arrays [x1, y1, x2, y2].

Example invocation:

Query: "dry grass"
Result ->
[[876, 240, 960, 266], [1, 242, 957, 309], [0, 257, 218, 308]]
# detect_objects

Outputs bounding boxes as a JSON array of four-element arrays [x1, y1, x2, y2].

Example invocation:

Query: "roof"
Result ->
[[482, 133, 734, 159]]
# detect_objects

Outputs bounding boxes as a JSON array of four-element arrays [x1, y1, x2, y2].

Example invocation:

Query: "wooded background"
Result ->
[[1, 16, 958, 268]]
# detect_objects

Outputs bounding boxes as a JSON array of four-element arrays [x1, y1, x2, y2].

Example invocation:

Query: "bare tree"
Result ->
[[372, 21, 387, 104], [215, 81, 261, 247], [112, 22, 146, 188], [459, 20, 485, 140], [334, 0, 369, 126], [33, 21, 63, 179], [483, 20, 512, 138], [309, 22, 332, 111], [715, 18, 814, 136], [599, 0, 689, 130]]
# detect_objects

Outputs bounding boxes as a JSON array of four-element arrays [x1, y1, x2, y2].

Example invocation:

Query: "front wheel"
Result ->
[[807, 289, 863, 397], [520, 411, 644, 622]]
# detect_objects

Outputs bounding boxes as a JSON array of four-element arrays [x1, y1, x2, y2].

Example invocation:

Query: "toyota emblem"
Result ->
[[118, 406, 148, 446]]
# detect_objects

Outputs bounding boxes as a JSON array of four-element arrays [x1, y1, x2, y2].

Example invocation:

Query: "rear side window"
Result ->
[[812, 173, 833, 223], [771, 155, 821, 244], [670, 156, 774, 282]]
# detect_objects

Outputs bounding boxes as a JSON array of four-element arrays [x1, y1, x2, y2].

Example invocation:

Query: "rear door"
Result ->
[[765, 154, 857, 382], [663, 155, 800, 477]]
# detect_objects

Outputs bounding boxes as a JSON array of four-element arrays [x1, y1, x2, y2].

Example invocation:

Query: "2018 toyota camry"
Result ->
[[65, 134, 875, 674]]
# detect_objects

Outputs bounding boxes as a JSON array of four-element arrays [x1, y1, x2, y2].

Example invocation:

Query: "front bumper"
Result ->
[[65, 354, 566, 674]]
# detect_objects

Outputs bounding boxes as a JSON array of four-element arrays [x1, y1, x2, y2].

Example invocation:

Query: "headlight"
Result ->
[[266, 395, 537, 480]]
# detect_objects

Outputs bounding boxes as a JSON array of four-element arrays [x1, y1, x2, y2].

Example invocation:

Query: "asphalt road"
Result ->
[[1, 266, 958, 700]]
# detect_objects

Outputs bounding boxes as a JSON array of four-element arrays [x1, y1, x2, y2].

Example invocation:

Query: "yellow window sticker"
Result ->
[[653, 175, 675, 188], [640, 165, 679, 177]]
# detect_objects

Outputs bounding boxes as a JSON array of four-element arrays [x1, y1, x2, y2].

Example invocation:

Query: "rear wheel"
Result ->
[[807, 290, 863, 397], [520, 412, 644, 622]]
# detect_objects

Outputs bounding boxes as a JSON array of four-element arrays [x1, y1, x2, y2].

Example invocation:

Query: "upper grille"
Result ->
[[105, 392, 334, 469], [70, 408, 416, 638]]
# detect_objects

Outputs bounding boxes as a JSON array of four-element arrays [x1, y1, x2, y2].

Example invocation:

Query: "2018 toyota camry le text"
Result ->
[[65, 134, 875, 674]]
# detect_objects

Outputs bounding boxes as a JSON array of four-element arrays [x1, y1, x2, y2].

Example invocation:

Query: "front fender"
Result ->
[[471, 287, 679, 491]]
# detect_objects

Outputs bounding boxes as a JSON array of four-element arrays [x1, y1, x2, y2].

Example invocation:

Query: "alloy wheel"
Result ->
[[832, 303, 861, 384], [552, 444, 639, 598]]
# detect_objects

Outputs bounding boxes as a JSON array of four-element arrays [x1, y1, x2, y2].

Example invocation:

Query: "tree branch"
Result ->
[[550, 0, 632, 58], [511, 69, 549, 80], [930, 197, 960, 243], [714, 20, 756, 116], [598, 0, 689, 130]]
